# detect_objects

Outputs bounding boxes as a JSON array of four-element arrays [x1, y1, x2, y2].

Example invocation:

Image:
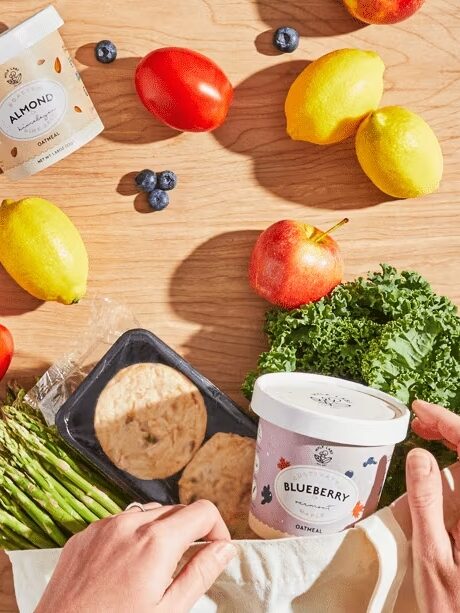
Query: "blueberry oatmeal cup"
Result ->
[[249, 373, 410, 538]]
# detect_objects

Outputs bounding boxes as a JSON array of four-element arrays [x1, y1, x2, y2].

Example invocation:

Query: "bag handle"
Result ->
[[358, 507, 409, 613]]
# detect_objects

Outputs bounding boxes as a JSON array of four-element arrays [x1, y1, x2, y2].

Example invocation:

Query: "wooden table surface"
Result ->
[[1, 0, 459, 609]]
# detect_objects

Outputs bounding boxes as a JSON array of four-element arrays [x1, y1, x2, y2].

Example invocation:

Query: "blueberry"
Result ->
[[148, 189, 169, 211], [273, 27, 299, 53], [135, 169, 157, 192], [157, 170, 177, 191], [95, 40, 117, 64]]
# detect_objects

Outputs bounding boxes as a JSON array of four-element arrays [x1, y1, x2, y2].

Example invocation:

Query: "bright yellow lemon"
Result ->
[[285, 48, 385, 145], [355, 106, 443, 199], [0, 197, 88, 304]]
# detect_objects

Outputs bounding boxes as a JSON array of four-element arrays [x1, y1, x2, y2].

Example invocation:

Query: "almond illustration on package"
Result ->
[[0, 6, 103, 181]]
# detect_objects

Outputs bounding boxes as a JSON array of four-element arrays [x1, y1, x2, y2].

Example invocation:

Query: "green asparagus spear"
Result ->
[[0, 510, 55, 549], [0, 485, 50, 538], [45, 464, 110, 520], [0, 428, 96, 525], [0, 523, 23, 551], [6, 421, 122, 515], [2, 393, 126, 518], [0, 459, 85, 536], [0, 469, 67, 546], [3, 405, 128, 508], [11, 387, 38, 412], [0, 535, 17, 551], [66, 466, 128, 510], [50, 445, 129, 510], [46, 441, 129, 509], [2, 389, 117, 531], [4, 392, 15, 408], [17, 450, 94, 525], [0, 422, 81, 517], [0, 524, 36, 550], [4, 384, 20, 407], [25, 459, 98, 524]]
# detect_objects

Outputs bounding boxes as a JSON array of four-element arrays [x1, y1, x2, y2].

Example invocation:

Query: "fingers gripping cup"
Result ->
[[0, 6, 103, 180], [248, 373, 410, 538]]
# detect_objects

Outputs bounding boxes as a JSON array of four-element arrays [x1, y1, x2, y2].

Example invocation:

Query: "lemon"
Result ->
[[0, 197, 88, 304], [355, 106, 443, 199], [285, 48, 385, 145]]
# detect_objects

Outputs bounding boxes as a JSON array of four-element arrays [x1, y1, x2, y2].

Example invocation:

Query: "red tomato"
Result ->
[[135, 47, 233, 132], [0, 324, 13, 381]]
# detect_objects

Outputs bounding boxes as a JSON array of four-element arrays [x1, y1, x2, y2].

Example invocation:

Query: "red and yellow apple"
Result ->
[[249, 219, 347, 309], [342, 0, 425, 24]]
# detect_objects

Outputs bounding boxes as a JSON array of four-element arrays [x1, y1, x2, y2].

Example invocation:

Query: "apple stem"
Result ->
[[313, 218, 349, 243]]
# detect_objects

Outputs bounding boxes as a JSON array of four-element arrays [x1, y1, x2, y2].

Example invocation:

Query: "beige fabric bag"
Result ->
[[8, 463, 460, 613]]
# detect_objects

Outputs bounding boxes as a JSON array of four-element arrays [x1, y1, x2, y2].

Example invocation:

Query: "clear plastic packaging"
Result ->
[[26, 297, 140, 426]]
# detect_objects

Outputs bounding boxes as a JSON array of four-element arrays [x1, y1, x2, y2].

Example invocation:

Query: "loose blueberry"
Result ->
[[273, 27, 299, 53], [95, 40, 117, 64], [135, 169, 157, 192], [157, 170, 177, 191], [148, 189, 169, 211]]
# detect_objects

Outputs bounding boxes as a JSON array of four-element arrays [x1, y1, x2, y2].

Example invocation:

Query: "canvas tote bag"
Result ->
[[7, 462, 460, 613]]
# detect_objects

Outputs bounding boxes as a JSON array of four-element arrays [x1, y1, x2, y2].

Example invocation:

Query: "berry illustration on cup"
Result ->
[[363, 457, 378, 467], [277, 457, 291, 470], [261, 485, 273, 505], [352, 501, 365, 519]]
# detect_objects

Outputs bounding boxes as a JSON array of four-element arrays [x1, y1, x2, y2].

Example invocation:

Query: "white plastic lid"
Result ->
[[0, 6, 63, 65], [251, 373, 410, 446]]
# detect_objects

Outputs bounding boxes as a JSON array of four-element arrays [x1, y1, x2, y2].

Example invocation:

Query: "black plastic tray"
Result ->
[[56, 329, 257, 504]]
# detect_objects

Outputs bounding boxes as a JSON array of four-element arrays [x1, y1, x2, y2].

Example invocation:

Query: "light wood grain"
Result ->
[[0, 0, 459, 607]]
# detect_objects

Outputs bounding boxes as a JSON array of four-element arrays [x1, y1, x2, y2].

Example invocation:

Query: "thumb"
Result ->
[[163, 541, 237, 611], [406, 449, 452, 563]]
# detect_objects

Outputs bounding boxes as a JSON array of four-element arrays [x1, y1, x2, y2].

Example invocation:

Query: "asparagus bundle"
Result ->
[[0, 388, 130, 550]]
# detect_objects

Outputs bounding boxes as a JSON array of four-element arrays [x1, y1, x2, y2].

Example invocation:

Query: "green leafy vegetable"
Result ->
[[243, 264, 460, 503]]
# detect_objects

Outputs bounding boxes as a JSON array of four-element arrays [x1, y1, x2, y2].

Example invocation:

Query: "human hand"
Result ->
[[36, 500, 237, 613], [406, 400, 460, 613]]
